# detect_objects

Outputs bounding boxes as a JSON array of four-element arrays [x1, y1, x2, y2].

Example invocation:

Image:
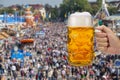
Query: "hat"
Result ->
[[63, 65, 66, 68]]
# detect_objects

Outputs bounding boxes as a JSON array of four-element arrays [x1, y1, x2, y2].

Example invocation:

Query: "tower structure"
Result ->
[[94, 0, 110, 20], [24, 5, 34, 27]]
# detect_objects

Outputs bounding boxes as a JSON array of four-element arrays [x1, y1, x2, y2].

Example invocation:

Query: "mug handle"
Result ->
[[94, 29, 102, 56]]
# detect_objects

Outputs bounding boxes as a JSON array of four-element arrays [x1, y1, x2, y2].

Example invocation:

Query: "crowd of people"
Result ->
[[0, 22, 120, 80]]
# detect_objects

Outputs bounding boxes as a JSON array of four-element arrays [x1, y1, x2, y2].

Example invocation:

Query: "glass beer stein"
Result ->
[[67, 12, 94, 66]]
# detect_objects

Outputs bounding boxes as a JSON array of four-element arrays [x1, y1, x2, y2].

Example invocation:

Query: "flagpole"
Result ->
[[4, 11, 7, 23]]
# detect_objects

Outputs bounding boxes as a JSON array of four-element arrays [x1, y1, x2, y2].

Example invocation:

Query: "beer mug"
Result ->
[[67, 12, 94, 66]]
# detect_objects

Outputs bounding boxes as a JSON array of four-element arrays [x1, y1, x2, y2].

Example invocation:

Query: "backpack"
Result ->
[[0, 69, 4, 75], [53, 70, 57, 78]]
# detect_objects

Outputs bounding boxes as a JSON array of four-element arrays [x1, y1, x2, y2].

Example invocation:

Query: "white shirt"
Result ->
[[48, 69, 53, 77], [37, 63, 40, 69], [11, 65, 16, 71], [44, 65, 48, 70], [62, 70, 66, 75]]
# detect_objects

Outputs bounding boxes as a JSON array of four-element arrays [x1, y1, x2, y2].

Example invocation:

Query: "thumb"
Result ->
[[96, 25, 113, 34]]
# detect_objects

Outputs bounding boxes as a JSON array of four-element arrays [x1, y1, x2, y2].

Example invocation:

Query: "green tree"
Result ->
[[108, 6, 118, 15], [97, 0, 102, 8], [44, 4, 60, 21], [44, 4, 52, 13], [1, 7, 14, 14], [60, 0, 92, 20], [7, 8, 14, 13], [0, 8, 5, 14], [91, 4, 99, 15], [50, 6, 59, 20], [90, 0, 102, 15]]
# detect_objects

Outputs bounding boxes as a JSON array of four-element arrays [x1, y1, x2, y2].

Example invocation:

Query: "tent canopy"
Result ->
[[11, 49, 32, 61], [105, 16, 120, 21]]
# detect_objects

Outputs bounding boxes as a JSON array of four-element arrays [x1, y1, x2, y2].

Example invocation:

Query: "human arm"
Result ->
[[96, 25, 120, 54]]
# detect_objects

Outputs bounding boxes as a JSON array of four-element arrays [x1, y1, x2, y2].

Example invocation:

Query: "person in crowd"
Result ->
[[1, 22, 120, 80]]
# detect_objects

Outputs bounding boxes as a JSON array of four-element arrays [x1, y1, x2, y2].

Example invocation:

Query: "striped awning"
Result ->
[[0, 34, 6, 40], [0, 32, 10, 38], [105, 16, 120, 21], [0, 32, 10, 40]]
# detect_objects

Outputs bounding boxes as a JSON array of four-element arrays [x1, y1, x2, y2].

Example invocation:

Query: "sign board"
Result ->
[[114, 59, 120, 68], [36, 31, 45, 37]]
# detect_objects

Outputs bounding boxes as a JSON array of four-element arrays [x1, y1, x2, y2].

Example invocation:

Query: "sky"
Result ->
[[0, 0, 119, 7]]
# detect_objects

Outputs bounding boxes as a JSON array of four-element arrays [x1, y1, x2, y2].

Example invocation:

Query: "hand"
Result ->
[[96, 25, 120, 54]]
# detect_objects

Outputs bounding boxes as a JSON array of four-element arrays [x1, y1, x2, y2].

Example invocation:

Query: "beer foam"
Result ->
[[68, 12, 93, 27]]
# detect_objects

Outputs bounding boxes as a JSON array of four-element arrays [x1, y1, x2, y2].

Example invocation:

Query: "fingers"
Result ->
[[95, 31, 108, 47], [96, 37, 108, 42], [96, 39, 108, 52], [95, 32, 107, 38], [97, 47, 104, 51], [97, 42, 108, 47], [96, 25, 114, 34], [95, 25, 120, 54], [97, 47, 107, 52], [96, 39, 108, 51], [95, 26, 109, 52]]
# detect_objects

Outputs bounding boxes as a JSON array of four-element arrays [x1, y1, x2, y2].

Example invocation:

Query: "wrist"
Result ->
[[112, 48, 120, 54], [115, 50, 120, 55], [116, 39, 120, 53], [114, 37, 120, 51]]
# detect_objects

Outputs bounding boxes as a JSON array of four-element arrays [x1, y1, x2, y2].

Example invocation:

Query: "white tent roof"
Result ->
[[105, 16, 120, 21]]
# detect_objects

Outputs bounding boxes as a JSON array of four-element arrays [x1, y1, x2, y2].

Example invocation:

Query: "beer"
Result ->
[[67, 12, 94, 66]]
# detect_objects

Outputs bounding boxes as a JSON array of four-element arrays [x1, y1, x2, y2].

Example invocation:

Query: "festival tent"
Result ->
[[0, 14, 25, 23], [0, 15, 4, 21], [105, 16, 120, 21], [11, 51, 24, 61], [11, 49, 32, 61], [25, 52, 32, 56], [20, 39, 34, 43], [6, 17, 25, 23]]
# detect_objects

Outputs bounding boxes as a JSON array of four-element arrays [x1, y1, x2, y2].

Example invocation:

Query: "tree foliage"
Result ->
[[0, 0, 119, 21], [108, 6, 118, 15], [0, 7, 14, 14], [59, 0, 92, 20], [97, 0, 102, 8]]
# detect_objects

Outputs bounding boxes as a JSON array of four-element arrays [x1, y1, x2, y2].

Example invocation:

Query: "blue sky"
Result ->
[[0, 0, 118, 7]]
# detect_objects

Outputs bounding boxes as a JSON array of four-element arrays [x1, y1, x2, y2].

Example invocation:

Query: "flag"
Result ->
[[49, 13, 51, 18], [14, 11, 18, 22], [3, 12, 7, 23], [64, 13, 67, 18], [46, 12, 49, 19]]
